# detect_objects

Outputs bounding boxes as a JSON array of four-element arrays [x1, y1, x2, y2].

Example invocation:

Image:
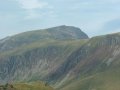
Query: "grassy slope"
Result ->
[[14, 82, 54, 90], [0, 39, 87, 57], [0, 82, 54, 90], [61, 68, 120, 90]]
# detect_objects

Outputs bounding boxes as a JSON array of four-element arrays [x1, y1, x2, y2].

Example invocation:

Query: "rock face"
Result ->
[[0, 25, 120, 90]]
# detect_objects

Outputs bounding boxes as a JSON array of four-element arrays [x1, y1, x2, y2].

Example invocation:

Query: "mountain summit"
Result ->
[[45, 25, 89, 39], [0, 25, 88, 52]]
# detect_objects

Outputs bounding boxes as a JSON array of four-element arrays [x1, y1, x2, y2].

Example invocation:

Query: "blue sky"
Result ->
[[0, 0, 120, 38]]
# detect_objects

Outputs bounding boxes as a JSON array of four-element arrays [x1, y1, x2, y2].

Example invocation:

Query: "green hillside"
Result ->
[[0, 82, 54, 90], [60, 68, 120, 90]]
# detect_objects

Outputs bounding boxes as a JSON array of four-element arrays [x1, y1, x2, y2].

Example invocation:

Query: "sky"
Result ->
[[0, 0, 120, 39]]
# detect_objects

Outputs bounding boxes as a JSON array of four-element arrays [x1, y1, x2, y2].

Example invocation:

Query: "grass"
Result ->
[[60, 68, 120, 90], [0, 39, 87, 58], [0, 82, 54, 90], [14, 82, 54, 90]]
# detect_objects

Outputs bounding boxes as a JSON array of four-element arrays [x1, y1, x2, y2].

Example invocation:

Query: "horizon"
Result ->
[[0, 0, 120, 39]]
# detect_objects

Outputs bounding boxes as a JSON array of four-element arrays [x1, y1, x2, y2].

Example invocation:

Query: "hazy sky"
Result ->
[[0, 0, 120, 38]]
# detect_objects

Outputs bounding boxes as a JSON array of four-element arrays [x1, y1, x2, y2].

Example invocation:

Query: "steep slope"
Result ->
[[0, 25, 88, 52]]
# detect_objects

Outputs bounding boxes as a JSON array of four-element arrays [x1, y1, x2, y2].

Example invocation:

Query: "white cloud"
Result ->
[[16, 0, 48, 10], [15, 0, 50, 19]]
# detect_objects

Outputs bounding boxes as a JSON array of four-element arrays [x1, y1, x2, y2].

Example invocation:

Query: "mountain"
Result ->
[[57, 33, 120, 90], [0, 25, 88, 84], [0, 25, 120, 90], [0, 25, 88, 52]]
